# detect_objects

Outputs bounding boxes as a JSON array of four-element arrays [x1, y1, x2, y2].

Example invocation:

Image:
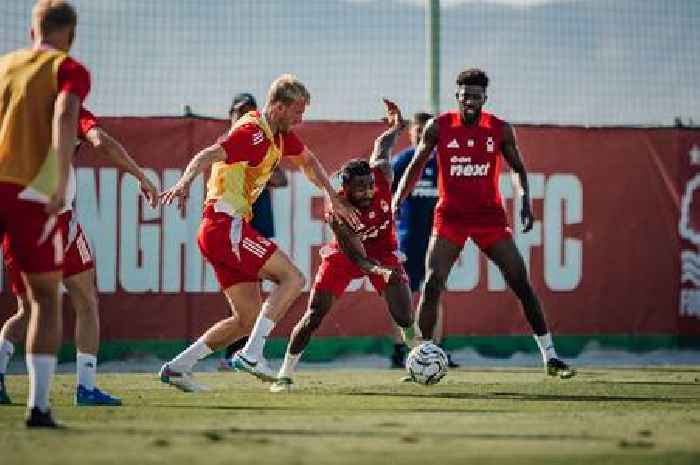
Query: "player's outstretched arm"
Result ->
[[160, 144, 226, 211], [292, 148, 361, 229], [329, 216, 398, 284], [85, 127, 159, 208], [47, 91, 81, 215], [369, 98, 406, 184], [501, 123, 534, 233], [391, 117, 438, 213]]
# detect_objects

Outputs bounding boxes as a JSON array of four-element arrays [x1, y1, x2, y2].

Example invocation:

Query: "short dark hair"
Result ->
[[338, 158, 371, 186], [412, 112, 433, 126], [456, 68, 489, 89], [229, 93, 257, 118]]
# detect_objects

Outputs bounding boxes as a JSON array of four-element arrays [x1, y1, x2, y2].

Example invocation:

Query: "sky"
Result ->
[[1, 0, 697, 125]]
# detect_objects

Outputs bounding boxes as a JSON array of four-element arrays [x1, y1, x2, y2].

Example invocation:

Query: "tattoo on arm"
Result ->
[[180, 144, 226, 186]]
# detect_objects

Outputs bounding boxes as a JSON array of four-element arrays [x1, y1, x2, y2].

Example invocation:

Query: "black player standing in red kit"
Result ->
[[393, 68, 575, 378]]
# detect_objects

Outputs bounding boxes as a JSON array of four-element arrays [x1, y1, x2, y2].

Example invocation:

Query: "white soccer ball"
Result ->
[[405, 342, 448, 385]]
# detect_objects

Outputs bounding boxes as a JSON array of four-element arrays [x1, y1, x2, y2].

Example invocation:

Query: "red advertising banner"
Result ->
[[1, 119, 696, 344]]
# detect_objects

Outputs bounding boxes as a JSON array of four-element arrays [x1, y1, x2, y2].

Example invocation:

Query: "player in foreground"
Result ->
[[0, 108, 159, 407], [159, 74, 359, 391], [270, 99, 415, 392], [216, 92, 288, 371], [0, 0, 89, 427], [392, 68, 575, 379]]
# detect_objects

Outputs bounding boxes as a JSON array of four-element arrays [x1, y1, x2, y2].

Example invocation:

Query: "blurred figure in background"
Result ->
[[389, 112, 458, 369]]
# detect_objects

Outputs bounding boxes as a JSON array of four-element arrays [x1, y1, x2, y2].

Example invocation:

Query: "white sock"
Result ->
[[534, 333, 558, 363], [76, 352, 97, 390], [169, 338, 213, 372], [241, 312, 275, 360], [0, 339, 15, 374], [278, 352, 301, 379], [26, 354, 56, 412]]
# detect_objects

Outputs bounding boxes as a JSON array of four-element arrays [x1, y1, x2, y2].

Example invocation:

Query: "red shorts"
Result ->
[[3, 210, 92, 295], [312, 247, 409, 298], [433, 213, 512, 251], [0, 183, 66, 280], [197, 206, 277, 290]]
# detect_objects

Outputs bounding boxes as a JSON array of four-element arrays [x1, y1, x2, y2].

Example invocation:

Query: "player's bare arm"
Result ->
[[85, 127, 159, 208], [369, 98, 406, 184], [329, 215, 399, 284], [159, 144, 226, 211], [501, 122, 534, 233], [47, 91, 81, 215], [291, 148, 361, 228], [391, 117, 438, 213]]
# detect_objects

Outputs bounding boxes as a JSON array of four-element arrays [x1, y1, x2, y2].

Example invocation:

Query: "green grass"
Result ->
[[2, 367, 700, 465]]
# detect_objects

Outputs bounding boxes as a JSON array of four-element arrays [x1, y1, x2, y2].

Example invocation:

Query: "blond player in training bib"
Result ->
[[158, 75, 359, 391]]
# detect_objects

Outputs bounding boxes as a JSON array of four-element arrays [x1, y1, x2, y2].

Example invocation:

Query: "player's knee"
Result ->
[[291, 268, 306, 292], [424, 270, 447, 296], [237, 312, 257, 333], [280, 267, 306, 292]]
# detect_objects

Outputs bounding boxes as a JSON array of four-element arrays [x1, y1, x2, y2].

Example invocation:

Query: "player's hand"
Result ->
[[329, 194, 361, 230], [140, 177, 159, 209], [160, 181, 190, 212], [382, 98, 406, 130], [520, 197, 534, 233]]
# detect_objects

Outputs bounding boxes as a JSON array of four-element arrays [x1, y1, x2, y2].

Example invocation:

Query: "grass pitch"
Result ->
[[2, 366, 699, 465]]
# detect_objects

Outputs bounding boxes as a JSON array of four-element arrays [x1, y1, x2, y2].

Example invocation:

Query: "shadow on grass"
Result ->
[[151, 403, 508, 414], [347, 391, 697, 403], [74, 425, 608, 443], [592, 381, 700, 387]]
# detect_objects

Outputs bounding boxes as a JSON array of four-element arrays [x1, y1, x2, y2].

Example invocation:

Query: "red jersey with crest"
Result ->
[[326, 166, 398, 257], [434, 110, 507, 227]]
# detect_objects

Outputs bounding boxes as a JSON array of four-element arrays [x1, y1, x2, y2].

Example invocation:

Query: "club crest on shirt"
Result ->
[[467, 138, 475, 147], [368, 211, 376, 219], [252, 130, 264, 145], [380, 200, 389, 212], [486, 136, 495, 153]]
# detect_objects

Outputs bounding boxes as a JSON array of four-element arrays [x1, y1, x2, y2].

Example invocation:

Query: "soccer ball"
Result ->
[[405, 342, 448, 385]]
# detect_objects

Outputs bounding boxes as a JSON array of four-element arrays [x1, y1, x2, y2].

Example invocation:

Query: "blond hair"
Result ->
[[266, 74, 311, 106], [32, 0, 77, 36]]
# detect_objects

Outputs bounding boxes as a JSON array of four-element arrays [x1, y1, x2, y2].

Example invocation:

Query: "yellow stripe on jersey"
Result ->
[[0, 48, 68, 197]]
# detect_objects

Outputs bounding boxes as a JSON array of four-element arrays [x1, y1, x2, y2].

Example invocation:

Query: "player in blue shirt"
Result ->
[[390, 112, 458, 368]]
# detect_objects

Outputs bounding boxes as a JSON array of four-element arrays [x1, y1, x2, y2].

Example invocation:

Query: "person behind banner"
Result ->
[[158, 74, 360, 391], [392, 68, 575, 379], [0, 107, 158, 408], [388, 111, 458, 369], [270, 99, 416, 392]]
